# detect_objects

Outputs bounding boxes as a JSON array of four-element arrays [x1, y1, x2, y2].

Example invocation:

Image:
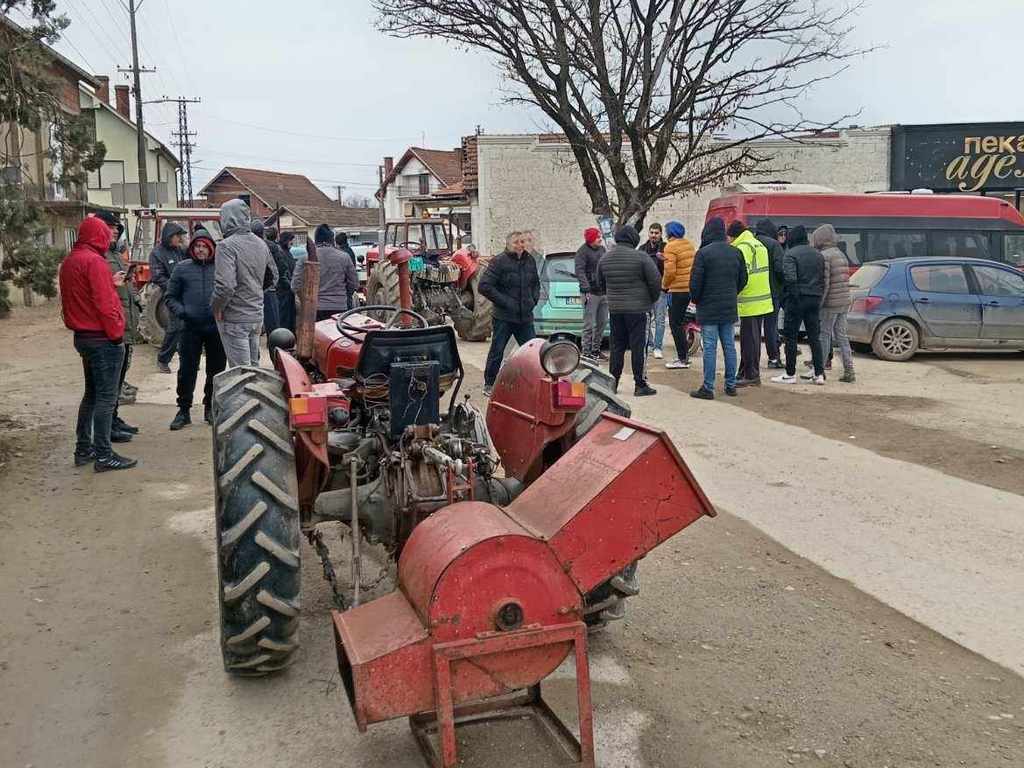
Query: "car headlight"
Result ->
[[540, 339, 580, 378]]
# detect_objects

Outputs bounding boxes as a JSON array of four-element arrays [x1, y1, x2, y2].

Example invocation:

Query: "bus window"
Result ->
[[866, 231, 926, 261], [835, 231, 863, 266], [927, 231, 991, 260], [1002, 234, 1024, 268]]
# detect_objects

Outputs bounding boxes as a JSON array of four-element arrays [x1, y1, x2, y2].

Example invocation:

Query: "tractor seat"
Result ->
[[354, 325, 462, 382]]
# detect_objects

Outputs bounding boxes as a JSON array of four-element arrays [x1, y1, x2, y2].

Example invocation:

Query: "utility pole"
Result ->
[[147, 96, 201, 206], [118, 0, 156, 207], [335, 185, 344, 204]]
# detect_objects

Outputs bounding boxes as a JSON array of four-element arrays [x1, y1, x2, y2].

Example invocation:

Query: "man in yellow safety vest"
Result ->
[[728, 220, 774, 386]]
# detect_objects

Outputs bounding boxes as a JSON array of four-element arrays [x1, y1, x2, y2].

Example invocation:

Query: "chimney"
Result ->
[[114, 85, 131, 119], [94, 76, 110, 105], [384, 156, 394, 176]]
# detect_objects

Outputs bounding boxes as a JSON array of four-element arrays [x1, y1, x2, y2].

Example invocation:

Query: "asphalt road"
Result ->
[[1, 305, 1021, 768]]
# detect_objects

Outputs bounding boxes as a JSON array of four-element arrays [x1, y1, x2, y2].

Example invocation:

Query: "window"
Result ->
[[866, 231, 927, 261], [927, 231, 991, 260], [237, 193, 251, 207], [972, 266, 1024, 297], [424, 224, 449, 251], [909, 265, 970, 294], [87, 160, 126, 191], [850, 263, 888, 289], [1003, 234, 1024, 268], [405, 224, 423, 248], [835, 230, 863, 266], [418, 174, 430, 195]]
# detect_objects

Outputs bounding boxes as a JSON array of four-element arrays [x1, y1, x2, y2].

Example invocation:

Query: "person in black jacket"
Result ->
[[688, 217, 747, 400], [149, 221, 187, 373], [755, 219, 785, 368], [479, 231, 540, 395], [165, 230, 227, 429], [772, 225, 826, 385], [597, 225, 661, 396], [574, 227, 607, 360]]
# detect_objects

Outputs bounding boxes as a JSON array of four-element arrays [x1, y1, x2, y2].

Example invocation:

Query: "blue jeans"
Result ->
[[648, 293, 669, 351], [485, 318, 536, 385], [701, 322, 737, 391], [74, 335, 125, 459]]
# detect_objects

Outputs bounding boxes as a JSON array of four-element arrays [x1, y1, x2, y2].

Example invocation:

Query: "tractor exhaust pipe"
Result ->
[[295, 239, 319, 360]]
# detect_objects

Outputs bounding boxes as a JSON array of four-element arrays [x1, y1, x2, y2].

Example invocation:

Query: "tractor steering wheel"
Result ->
[[335, 305, 429, 342]]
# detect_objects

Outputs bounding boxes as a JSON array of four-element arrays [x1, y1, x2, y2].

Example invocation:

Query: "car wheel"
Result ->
[[871, 318, 919, 362]]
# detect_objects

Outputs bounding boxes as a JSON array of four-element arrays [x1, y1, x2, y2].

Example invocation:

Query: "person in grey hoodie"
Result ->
[[149, 221, 187, 373], [292, 224, 359, 320], [211, 199, 277, 367], [811, 224, 855, 383]]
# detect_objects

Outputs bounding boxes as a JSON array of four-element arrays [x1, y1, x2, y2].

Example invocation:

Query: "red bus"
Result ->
[[705, 193, 1024, 269]]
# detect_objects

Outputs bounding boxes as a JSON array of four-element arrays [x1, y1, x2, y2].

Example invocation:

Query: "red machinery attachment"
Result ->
[[333, 413, 714, 767]]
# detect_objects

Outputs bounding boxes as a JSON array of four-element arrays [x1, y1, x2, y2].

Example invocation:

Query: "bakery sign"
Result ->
[[890, 123, 1024, 193]]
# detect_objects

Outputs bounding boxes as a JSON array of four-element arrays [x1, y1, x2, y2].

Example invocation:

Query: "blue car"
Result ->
[[847, 257, 1024, 361]]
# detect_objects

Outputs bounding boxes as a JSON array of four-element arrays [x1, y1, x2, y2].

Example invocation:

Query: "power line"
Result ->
[[147, 96, 200, 205], [197, 146, 379, 168]]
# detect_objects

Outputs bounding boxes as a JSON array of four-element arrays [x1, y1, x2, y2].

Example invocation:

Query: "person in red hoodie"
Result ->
[[59, 215, 138, 472]]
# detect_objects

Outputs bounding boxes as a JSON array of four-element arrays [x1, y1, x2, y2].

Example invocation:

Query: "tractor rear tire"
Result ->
[[453, 269, 493, 341], [139, 283, 169, 346], [365, 260, 401, 310], [569, 364, 638, 629], [212, 366, 301, 675]]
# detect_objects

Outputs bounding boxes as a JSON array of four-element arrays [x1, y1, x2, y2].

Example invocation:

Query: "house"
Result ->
[[79, 77, 180, 237], [198, 167, 334, 219], [0, 15, 111, 255], [378, 145, 473, 244], [265, 203, 381, 244]]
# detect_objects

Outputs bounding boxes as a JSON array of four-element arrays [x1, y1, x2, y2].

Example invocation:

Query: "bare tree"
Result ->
[[374, 0, 867, 225]]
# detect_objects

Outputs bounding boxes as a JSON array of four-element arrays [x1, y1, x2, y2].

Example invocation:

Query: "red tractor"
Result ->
[[365, 219, 492, 341], [210, 245, 713, 766]]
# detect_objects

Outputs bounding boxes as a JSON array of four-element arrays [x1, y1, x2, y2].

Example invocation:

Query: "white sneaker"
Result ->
[[653, 349, 663, 359], [771, 374, 797, 384], [813, 375, 826, 386], [800, 371, 815, 380], [665, 359, 690, 369]]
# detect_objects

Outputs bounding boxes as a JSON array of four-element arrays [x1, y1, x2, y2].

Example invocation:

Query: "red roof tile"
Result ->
[[199, 167, 333, 208]]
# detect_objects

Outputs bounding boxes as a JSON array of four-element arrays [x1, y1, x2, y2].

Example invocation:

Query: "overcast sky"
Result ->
[[38, 0, 1024, 201]]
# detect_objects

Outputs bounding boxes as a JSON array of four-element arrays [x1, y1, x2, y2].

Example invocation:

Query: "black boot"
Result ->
[[634, 382, 657, 397], [204, 404, 212, 424], [170, 408, 191, 431], [112, 416, 139, 434]]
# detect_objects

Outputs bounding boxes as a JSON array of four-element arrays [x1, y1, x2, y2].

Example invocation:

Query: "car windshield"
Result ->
[[850, 263, 888, 289], [541, 255, 577, 282]]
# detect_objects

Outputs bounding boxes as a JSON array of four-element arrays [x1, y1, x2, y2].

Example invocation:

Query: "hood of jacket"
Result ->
[[701, 217, 727, 246], [77, 216, 111, 255], [811, 223, 838, 249], [220, 198, 252, 237], [755, 219, 779, 239], [159, 221, 187, 248]]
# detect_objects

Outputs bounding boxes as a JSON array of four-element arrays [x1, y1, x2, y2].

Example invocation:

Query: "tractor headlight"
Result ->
[[540, 339, 580, 378]]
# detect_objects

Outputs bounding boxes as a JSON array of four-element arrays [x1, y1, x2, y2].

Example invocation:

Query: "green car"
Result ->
[[533, 251, 609, 339]]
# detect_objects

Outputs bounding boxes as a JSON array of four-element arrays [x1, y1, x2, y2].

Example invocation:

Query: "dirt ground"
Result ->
[[1, 304, 1022, 768]]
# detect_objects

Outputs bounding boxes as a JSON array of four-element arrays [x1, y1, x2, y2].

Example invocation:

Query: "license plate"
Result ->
[[563, 296, 582, 305]]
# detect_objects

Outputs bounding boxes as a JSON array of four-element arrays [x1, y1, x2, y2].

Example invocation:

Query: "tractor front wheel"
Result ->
[[212, 366, 301, 675], [453, 269, 493, 341]]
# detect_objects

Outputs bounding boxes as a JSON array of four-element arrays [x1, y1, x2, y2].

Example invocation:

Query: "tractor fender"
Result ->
[[274, 348, 330, 512]]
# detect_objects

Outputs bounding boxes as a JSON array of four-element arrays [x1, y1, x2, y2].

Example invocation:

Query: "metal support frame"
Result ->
[[409, 621, 594, 768]]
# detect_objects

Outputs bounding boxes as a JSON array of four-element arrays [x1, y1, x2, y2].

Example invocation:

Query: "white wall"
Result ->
[[473, 129, 892, 256]]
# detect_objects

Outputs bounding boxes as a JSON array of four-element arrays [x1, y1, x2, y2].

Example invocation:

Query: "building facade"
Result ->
[[199, 167, 334, 220], [80, 78, 179, 237], [470, 128, 892, 256]]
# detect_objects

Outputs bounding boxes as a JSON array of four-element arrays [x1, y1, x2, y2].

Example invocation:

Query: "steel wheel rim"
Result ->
[[882, 324, 913, 355]]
